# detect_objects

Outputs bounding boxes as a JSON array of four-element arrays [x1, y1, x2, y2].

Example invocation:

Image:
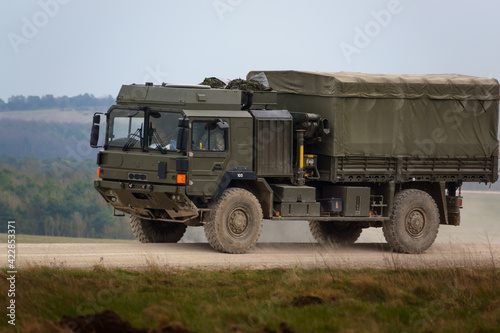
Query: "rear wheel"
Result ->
[[383, 189, 439, 253], [309, 221, 362, 244], [130, 216, 187, 243], [204, 188, 263, 254]]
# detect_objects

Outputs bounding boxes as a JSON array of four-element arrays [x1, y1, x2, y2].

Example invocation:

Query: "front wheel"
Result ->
[[383, 189, 440, 254], [204, 188, 263, 254], [130, 216, 187, 243]]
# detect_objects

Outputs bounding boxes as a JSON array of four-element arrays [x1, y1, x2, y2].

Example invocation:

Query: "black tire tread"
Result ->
[[383, 189, 439, 254], [309, 221, 362, 244], [130, 216, 187, 243], [204, 188, 263, 254]]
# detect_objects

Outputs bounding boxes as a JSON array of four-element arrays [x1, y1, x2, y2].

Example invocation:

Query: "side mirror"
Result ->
[[150, 111, 161, 119], [90, 112, 104, 148], [90, 124, 100, 148]]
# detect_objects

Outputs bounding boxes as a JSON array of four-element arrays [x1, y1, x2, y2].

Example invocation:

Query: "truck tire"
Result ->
[[308, 221, 362, 244], [204, 188, 263, 254], [383, 189, 439, 254], [130, 216, 187, 243]]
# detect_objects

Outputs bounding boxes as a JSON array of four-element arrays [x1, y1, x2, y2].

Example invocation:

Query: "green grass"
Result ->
[[0, 233, 136, 244], [1, 266, 499, 332]]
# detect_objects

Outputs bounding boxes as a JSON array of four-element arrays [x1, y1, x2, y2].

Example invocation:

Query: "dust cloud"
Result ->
[[181, 191, 500, 245]]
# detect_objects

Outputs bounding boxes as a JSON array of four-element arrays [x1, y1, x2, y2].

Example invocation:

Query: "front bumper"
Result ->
[[94, 179, 198, 222]]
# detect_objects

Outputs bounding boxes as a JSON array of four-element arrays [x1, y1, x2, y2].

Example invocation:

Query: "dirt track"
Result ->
[[6, 242, 500, 270]]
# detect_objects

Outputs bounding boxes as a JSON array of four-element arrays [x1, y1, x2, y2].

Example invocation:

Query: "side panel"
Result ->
[[251, 110, 293, 177], [278, 93, 499, 160], [341, 98, 499, 159], [277, 93, 499, 183], [187, 117, 231, 197], [187, 116, 254, 197], [322, 155, 496, 184], [228, 116, 255, 171]]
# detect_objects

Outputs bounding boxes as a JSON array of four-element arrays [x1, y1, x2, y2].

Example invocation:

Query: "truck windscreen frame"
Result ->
[[107, 108, 182, 152]]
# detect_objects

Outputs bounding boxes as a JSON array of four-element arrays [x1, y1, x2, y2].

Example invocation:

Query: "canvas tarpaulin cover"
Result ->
[[247, 71, 500, 159], [247, 70, 499, 100]]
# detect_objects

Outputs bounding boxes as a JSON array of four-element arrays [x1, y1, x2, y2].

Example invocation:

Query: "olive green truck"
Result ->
[[90, 71, 499, 254]]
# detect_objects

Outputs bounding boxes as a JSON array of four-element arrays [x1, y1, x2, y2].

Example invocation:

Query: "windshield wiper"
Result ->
[[122, 126, 143, 151], [149, 128, 167, 154]]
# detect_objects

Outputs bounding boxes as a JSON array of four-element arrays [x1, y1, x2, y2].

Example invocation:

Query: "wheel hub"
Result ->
[[228, 209, 249, 238], [405, 208, 427, 238]]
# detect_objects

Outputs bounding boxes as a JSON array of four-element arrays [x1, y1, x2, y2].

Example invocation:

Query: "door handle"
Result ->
[[213, 165, 224, 171]]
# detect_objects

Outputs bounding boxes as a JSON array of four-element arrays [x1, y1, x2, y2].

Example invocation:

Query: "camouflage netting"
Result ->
[[200, 77, 227, 89], [225, 78, 267, 91], [201, 73, 270, 91]]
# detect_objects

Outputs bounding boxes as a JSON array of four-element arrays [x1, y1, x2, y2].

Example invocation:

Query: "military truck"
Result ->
[[90, 71, 499, 254]]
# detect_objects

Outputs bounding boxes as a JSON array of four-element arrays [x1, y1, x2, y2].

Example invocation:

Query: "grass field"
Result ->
[[0, 193, 498, 332], [1, 266, 499, 332]]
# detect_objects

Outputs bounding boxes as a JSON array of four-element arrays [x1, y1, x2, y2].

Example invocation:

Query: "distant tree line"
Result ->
[[0, 93, 114, 111], [0, 156, 134, 239], [0, 119, 96, 160]]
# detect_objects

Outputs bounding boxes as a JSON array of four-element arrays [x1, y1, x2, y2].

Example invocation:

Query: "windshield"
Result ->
[[108, 109, 144, 149], [107, 108, 181, 151], [148, 111, 182, 151]]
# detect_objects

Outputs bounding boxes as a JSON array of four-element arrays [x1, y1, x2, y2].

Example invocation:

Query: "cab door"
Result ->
[[187, 118, 230, 197]]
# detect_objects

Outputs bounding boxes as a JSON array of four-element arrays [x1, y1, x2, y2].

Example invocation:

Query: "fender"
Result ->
[[213, 167, 256, 200]]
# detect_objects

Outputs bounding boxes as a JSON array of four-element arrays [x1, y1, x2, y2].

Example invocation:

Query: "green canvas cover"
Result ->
[[247, 71, 500, 159], [247, 70, 499, 100]]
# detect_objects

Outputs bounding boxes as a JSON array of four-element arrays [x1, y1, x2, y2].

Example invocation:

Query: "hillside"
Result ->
[[0, 93, 111, 160], [0, 93, 113, 111], [0, 156, 133, 239], [0, 112, 99, 160]]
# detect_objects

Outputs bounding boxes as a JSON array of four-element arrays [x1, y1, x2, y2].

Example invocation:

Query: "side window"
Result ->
[[192, 121, 226, 152]]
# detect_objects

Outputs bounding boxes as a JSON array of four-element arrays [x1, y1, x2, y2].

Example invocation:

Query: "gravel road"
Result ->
[[6, 242, 500, 270]]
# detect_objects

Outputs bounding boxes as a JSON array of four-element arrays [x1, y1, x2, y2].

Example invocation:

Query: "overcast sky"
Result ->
[[1, 0, 499, 101]]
